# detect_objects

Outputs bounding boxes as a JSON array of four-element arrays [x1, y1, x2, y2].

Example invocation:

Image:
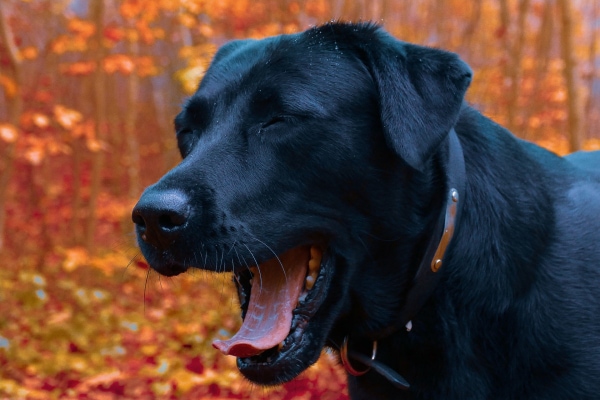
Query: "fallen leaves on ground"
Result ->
[[0, 247, 349, 399]]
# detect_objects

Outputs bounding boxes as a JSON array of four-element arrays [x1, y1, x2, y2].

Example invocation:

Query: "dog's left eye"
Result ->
[[177, 129, 196, 157], [260, 116, 287, 132]]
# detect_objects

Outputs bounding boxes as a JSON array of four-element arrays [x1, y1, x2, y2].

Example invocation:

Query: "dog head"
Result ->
[[132, 22, 471, 385]]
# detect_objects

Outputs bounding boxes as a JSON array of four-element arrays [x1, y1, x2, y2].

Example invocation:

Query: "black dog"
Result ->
[[132, 22, 600, 399]]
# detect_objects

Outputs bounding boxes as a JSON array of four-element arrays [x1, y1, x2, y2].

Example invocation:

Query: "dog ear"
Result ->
[[363, 30, 472, 171]]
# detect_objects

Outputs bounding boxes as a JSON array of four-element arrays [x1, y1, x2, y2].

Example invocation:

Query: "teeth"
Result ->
[[305, 246, 322, 291], [310, 246, 321, 261]]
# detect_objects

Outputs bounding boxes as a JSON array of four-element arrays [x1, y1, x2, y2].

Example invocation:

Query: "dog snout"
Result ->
[[132, 188, 191, 249]]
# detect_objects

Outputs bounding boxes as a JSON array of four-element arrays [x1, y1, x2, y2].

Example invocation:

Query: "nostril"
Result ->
[[132, 211, 146, 228], [132, 188, 191, 249], [158, 209, 188, 230]]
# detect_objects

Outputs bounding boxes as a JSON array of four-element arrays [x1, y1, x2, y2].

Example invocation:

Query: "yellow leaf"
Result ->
[[53, 105, 83, 130], [178, 13, 196, 28], [583, 138, 600, 151], [169, 368, 203, 393], [175, 65, 205, 94], [141, 344, 158, 356]]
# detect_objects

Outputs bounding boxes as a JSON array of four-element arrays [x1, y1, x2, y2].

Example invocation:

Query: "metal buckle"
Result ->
[[340, 335, 378, 376]]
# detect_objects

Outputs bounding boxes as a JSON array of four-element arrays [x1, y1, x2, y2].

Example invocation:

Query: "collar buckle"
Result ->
[[340, 335, 377, 376]]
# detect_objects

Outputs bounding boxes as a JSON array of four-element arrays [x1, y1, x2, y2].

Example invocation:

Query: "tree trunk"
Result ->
[[505, 0, 531, 134], [557, 0, 582, 151], [583, 0, 597, 140], [522, 0, 554, 140], [0, 2, 22, 252], [85, 0, 107, 252], [125, 37, 140, 200]]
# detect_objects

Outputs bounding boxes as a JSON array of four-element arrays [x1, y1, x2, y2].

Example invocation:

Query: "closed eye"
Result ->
[[177, 129, 196, 157], [262, 116, 287, 129]]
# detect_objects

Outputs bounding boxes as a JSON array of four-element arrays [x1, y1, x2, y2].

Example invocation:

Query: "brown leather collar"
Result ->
[[398, 128, 465, 328], [341, 128, 466, 389]]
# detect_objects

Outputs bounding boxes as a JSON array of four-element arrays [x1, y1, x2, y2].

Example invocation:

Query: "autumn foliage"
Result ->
[[1, 0, 599, 398]]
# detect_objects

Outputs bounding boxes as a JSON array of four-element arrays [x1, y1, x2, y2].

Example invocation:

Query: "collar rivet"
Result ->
[[451, 188, 459, 202]]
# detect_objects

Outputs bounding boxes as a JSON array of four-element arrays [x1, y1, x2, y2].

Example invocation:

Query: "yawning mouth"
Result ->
[[212, 245, 332, 379]]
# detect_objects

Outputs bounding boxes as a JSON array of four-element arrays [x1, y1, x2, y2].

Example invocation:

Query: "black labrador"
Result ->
[[132, 22, 600, 399]]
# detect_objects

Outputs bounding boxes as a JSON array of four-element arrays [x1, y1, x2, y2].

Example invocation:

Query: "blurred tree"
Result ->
[[0, 1, 599, 398], [85, 0, 107, 252], [0, 1, 21, 251], [557, 0, 582, 151]]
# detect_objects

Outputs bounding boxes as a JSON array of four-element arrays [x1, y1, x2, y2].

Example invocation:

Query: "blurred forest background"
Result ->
[[0, 0, 599, 398]]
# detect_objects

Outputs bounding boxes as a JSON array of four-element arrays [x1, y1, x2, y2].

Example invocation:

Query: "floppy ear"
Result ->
[[363, 30, 472, 171]]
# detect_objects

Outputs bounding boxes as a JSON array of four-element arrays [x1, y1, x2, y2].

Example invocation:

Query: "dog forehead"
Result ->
[[195, 32, 372, 114], [227, 30, 368, 75]]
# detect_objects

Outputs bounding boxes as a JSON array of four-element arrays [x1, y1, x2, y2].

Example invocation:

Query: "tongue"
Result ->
[[212, 246, 310, 358]]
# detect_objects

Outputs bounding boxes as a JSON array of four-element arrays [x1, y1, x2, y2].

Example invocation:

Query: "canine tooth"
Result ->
[[309, 246, 322, 274], [305, 275, 315, 290], [308, 259, 320, 272], [310, 246, 322, 260], [278, 342, 284, 352]]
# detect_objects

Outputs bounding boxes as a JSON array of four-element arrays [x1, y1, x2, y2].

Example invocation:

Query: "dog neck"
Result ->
[[397, 127, 466, 330], [340, 128, 467, 389]]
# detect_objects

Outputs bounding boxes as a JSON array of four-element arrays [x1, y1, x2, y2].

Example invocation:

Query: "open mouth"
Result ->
[[211, 245, 331, 381]]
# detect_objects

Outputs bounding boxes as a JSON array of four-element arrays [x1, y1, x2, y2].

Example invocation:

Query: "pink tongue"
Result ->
[[212, 247, 309, 358]]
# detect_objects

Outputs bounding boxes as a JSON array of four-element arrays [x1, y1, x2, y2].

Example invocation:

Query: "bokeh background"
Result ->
[[1, 0, 599, 398]]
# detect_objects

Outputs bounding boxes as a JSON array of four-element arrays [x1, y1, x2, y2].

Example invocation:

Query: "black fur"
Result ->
[[132, 22, 600, 399]]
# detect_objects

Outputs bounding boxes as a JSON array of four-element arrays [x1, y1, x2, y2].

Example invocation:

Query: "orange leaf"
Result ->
[[68, 18, 96, 38], [32, 113, 50, 128], [0, 124, 18, 143], [86, 138, 107, 152], [104, 25, 125, 42], [60, 61, 96, 76], [103, 54, 135, 74], [20, 46, 38, 60], [0, 74, 18, 98], [25, 148, 44, 166]]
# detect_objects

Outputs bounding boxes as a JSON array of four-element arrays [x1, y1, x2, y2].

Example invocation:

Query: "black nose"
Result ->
[[132, 189, 191, 249]]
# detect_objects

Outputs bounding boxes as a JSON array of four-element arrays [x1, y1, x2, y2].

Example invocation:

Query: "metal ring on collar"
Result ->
[[340, 335, 378, 376]]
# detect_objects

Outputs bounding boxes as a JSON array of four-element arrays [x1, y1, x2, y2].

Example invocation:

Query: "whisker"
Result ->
[[193, 251, 199, 270], [158, 273, 164, 291], [243, 243, 263, 290], [219, 246, 225, 272], [250, 236, 287, 283], [233, 245, 243, 268], [122, 252, 141, 281], [144, 268, 151, 315], [226, 240, 238, 257]]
